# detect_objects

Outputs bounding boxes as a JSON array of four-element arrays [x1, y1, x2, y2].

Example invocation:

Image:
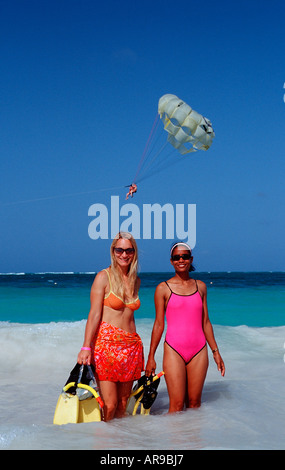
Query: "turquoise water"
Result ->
[[0, 272, 284, 326]]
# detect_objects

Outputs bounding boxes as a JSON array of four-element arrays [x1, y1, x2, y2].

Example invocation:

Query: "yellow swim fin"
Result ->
[[53, 391, 79, 425], [78, 396, 101, 423], [53, 365, 104, 425], [127, 371, 164, 416]]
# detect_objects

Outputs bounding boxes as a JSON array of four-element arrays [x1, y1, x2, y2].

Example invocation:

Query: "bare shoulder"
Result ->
[[155, 281, 168, 296], [197, 279, 207, 294], [156, 281, 167, 290], [91, 269, 109, 291]]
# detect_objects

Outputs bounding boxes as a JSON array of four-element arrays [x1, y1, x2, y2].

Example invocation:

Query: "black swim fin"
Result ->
[[140, 375, 160, 410], [127, 372, 164, 415], [64, 363, 96, 395]]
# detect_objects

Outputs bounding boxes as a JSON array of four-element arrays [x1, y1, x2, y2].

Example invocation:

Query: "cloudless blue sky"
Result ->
[[1, 0, 285, 273]]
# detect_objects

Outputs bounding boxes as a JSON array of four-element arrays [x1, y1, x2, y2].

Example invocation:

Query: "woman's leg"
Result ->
[[115, 381, 134, 418], [163, 343, 187, 413], [98, 380, 133, 421], [97, 380, 118, 421], [185, 345, 208, 408]]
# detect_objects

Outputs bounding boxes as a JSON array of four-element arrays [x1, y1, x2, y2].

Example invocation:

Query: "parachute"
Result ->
[[133, 94, 215, 183], [158, 94, 215, 155]]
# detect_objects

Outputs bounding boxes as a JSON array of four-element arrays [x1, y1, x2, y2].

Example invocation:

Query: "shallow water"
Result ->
[[1, 272, 284, 450], [0, 320, 284, 450]]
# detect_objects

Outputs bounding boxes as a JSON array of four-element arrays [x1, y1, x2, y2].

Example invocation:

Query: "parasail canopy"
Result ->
[[132, 93, 215, 183], [158, 94, 215, 154]]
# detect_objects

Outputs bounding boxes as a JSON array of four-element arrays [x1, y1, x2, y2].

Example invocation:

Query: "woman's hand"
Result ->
[[77, 349, 92, 366], [213, 351, 225, 377], [145, 357, 156, 377]]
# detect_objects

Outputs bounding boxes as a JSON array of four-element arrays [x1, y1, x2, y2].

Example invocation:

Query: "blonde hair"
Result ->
[[109, 232, 139, 300]]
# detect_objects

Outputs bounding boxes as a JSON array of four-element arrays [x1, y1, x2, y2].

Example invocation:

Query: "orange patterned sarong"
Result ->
[[93, 322, 144, 382]]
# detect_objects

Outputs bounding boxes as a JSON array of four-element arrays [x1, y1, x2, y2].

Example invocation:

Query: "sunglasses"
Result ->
[[171, 253, 192, 261], [114, 247, 135, 255]]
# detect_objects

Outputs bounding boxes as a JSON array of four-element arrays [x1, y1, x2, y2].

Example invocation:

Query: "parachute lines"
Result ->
[[132, 93, 215, 184], [133, 113, 160, 184]]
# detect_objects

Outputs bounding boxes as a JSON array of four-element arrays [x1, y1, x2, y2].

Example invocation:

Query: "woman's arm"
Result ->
[[77, 271, 107, 365], [145, 283, 167, 376], [199, 280, 225, 377]]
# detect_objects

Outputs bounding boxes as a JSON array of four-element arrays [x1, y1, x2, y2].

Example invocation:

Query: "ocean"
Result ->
[[0, 272, 284, 450]]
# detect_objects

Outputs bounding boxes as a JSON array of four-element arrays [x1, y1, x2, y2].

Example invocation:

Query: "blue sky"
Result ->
[[1, 0, 284, 273]]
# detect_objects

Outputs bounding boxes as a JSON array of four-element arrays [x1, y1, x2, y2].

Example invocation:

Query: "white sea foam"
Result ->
[[0, 320, 284, 450]]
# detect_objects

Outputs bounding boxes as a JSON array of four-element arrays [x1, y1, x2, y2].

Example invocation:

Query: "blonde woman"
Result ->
[[77, 233, 143, 421]]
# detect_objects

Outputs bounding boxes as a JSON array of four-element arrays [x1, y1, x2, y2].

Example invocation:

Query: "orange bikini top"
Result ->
[[103, 269, 140, 311]]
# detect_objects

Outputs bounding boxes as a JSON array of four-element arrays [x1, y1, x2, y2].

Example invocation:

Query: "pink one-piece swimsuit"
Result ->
[[165, 281, 206, 364]]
